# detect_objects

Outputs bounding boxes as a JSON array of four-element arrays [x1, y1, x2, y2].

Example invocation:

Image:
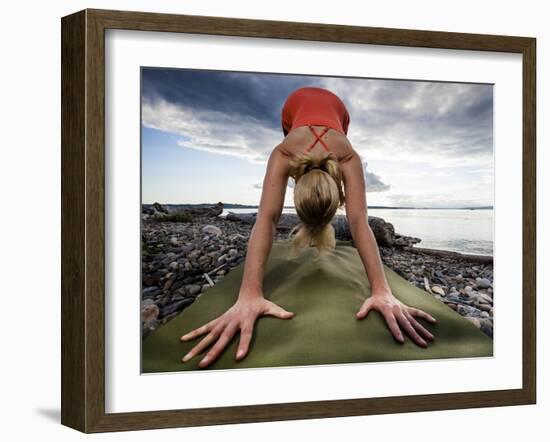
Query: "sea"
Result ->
[[221, 207, 494, 256]]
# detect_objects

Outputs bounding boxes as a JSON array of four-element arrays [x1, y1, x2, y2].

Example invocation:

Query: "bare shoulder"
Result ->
[[337, 138, 358, 164], [268, 144, 291, 176]]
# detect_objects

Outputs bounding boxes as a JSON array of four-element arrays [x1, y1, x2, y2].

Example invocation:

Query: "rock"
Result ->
[[202, 225, 223, 236], [142, 287, 160, 299], [477, 303, 492, 313], [457, 304, 484, 317], [479, 318, 493, 338], [141, 303, 159, 322], [431, 285, 445, 296], [159, 298, 194, 318], [168, 261, 179, 271], [141, 298, 156, 308], [475, 277, 492, 289], [465, 317, 481, 328], [153, 202, 169, 214], [187, 284, 202, 296]]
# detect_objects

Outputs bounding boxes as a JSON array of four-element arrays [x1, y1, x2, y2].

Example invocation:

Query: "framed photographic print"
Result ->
[[61, 8, 536, 433]]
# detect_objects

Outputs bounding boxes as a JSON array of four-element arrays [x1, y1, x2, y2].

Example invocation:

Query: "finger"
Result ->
[[181, 318, 218, 342], [396, 312, 427, 347], [382, 311, 404, 343], [405, 311, 434, 341], [181, 327, 221, 362], [199, 324, 239, 368], [356, 299, 373, 319], [236, 321, 254, 361], [409, 308, 437, 324], [264, 303, 294, 319]]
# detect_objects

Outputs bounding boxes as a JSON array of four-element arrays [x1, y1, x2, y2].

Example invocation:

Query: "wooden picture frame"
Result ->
[[61, 8, 536, 433]]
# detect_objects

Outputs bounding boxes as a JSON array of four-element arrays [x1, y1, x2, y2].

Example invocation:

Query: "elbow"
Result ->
[[255, 212, 280, 230]]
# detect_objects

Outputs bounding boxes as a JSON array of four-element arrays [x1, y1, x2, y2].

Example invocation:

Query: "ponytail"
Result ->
[[286, 151, 345, 259]]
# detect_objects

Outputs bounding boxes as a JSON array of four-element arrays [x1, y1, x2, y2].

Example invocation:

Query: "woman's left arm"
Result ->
[[339, 152, 437, 347]]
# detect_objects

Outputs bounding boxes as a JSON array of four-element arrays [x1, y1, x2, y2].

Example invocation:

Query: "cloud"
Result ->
[[321, 77, 493, 167], [254, 180, 295, 190], [386, 192, 491, 208], [360, 157, 390, 192], [141, 68, 493, 207]]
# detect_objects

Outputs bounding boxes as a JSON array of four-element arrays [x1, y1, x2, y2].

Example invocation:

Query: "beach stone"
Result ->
[[431, 285, 446, 296], [202, 225, 222, 236], [475, 277, 492, 289], [479, 318, 493, 338], [141, 303, 159, 322], [457, 304, 483, 317], [477, 303, 492, 313], [465, 317, 481, 328], [168, 261, 179, 271], [141, 298, 155, 308], [163, 279, 174, 291], [142, 287, 160, 299], [159, 298, 194, 318], [187, 284, 202, 296]]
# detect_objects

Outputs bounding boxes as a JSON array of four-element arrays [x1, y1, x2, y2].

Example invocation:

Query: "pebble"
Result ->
[[465, 317, 481, 328], [476, 277, 491, 289], [202, 225, 222, 236], [431, 285, 445, 296]]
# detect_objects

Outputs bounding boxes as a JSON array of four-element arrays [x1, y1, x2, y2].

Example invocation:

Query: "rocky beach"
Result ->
[[141, 203, 494, 340]]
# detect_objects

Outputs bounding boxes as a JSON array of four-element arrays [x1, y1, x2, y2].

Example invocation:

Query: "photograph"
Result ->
[[140, 68, 495, 373]]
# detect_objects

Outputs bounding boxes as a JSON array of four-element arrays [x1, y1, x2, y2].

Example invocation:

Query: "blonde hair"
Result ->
[[286, 151, 345, 260]]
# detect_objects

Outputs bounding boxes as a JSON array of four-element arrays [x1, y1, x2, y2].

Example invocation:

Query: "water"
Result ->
[[221, 207, 494, 256]]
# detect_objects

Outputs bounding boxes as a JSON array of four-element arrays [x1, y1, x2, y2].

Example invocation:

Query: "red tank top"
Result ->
[[281, 86, 350, 152]]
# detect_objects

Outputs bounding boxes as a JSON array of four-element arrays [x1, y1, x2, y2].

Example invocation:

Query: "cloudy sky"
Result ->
[[141, 68, 494, 208]]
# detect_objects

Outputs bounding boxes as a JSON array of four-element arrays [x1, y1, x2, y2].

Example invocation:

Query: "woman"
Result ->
[[181, 86, 437, 368]]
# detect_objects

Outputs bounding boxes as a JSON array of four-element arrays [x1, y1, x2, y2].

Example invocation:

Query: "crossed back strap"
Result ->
[[305, 125, 331, 152]]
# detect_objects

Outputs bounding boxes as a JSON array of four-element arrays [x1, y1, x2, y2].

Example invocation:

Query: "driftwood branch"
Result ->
[[403, 246, 493, 264]]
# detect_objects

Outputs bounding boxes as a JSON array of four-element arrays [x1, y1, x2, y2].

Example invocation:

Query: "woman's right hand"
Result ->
[[180, 295, 295, 369]]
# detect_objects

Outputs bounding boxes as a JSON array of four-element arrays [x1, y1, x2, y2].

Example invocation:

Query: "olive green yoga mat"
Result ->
[[142, 240, 493, 373]]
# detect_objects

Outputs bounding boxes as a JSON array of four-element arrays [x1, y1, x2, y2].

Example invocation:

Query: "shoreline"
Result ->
[[141, 212, 493, 341]]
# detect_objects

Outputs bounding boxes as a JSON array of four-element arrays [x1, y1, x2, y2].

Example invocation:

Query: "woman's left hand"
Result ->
[[356, 289, 437, 347]]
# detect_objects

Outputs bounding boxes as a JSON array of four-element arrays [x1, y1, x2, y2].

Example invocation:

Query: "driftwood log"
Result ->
[[144, 202, 224, 219], [225, 212, 421, 248], [403, 246, 493, 264]]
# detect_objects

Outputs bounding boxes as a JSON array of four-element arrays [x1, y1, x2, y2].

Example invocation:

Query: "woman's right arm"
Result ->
[[180, 147, 294, 368]]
